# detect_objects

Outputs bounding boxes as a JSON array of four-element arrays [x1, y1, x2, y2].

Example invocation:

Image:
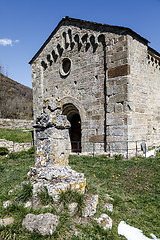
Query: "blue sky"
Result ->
[[0, 0, 160, 88]]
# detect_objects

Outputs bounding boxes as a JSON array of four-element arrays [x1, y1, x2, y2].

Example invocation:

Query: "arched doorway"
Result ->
[[62, 104, 81, 153]]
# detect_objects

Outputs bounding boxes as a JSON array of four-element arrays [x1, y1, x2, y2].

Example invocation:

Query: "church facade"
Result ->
[[29, 17, 160, 157]]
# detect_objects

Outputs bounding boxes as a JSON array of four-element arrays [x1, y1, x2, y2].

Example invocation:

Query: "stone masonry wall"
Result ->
[[0, 139, 33, 152], [127, 36, 160, 153], [31, 20, 131, 154], [32, 23, 106, 153], [0, 118, 33, 129], [31, 18, 160, 156], [146, 49, 160, 147], [127, 35, 148, 153], [105, 35, 130, 156]]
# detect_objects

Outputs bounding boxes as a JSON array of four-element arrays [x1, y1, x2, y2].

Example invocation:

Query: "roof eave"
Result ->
[[29, 16, 150, 65], [148, 46, 160, 59], [29, 17, 67, 65]]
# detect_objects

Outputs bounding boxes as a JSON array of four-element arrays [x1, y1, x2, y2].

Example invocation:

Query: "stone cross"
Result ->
[[28, 99, 86, 202], [34, 99, 71, 167]]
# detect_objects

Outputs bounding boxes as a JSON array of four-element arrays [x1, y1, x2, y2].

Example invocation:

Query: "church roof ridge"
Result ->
[[29, 16, 151, 64]]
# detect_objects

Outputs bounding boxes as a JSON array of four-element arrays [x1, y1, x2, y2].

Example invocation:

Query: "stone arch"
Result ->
[[60, 97, 86, 153], [62, 103, 81, 152], [60, 96, 86, 122]]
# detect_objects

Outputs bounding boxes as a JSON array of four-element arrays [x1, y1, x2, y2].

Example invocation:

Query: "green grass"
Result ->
[[0, 152, 159, 239], [59, 189, 85, 216], [69, 155, 160, 238], [0, 150, 35, 205], [0, 128, 33, 143], [37, 186, 54, 205]]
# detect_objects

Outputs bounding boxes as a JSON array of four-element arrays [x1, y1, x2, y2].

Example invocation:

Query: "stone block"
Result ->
[[107, 86, 113, 96], [82, 194, 99, 217], [3, 200, 12, 209], [118, 36, 125, 42], [0, 217, 14, 227], [94, 214, 112, 230], [107, 102, 115, 113], [29, 164, 86, 201], [111, 51, 128, 62], [113, 85, 120, 94], [104, 203, 113, 212], [115, 102, 123, 113], [105, 194, 114, 201], [107, 117, 124, 125], [92, 115, 100, 120], [125, 101, 135, 112], [112, 127, 124, 136], [89, 134, 104, 143], [22, 213, 59, 236], [24, 201, 32, 208], [108, 64, 130, 79], [68, 202, 78, 216]]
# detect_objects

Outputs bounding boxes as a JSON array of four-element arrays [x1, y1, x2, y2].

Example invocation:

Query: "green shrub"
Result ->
[[15, 181, 33, 203], [27, 146, 35, 154], [0, 147, 9, 156], [0, 163, 5, 172], [113, 154, 123, 161], [8, 147, 35, 160], [59, 189, 85, 215], [37, 186, 54, 205], [8, 151, 28, 159]]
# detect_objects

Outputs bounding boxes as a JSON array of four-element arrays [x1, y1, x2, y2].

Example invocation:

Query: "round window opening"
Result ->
[[60, 58, 72, 76]]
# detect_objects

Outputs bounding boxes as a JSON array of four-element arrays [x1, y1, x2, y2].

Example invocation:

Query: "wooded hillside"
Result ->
[[0, 73, 33, 119]]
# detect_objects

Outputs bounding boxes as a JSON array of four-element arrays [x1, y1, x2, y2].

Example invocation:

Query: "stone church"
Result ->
[[29, 17, 160, 157]]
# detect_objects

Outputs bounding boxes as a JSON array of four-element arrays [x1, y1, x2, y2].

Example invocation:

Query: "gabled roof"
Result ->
[[29, 16, 150, 65], [148, 46, 160, 59]]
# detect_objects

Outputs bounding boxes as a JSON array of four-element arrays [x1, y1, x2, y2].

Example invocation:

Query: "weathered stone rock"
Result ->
[[33, 100, 71, 167], [0, 139, 33, 153], [24, 201, 32, 208], [104, 203, 113, 212], [82, 194, 98, 217], [105, 194, 114, 201], [3, 200, 12, 208], [22, 213, 59, 236], [94, 214, 112, 230], [68, 202, 78, 216], [8, 189, 14, 195], [29, 164, 86, 202], [0, 217, 14, 226], [27, 100, 86, 203]]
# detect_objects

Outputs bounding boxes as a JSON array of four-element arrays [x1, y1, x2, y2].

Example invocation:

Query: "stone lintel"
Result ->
[[89, 134, 104, 143], [108, 64, 130, 79]]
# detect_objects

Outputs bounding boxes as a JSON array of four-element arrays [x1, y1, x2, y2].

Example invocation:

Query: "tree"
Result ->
[[0, 61, 4, 74], [0, 61, 9, 77]]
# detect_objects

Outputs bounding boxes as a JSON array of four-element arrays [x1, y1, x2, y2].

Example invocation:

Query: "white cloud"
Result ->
[[14, 40, 20, 44], [0, 38, 20, 46]]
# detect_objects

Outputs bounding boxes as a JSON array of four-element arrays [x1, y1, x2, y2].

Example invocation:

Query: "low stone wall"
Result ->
[[0, 118, 33, 129], [0, 139, 33, 152]]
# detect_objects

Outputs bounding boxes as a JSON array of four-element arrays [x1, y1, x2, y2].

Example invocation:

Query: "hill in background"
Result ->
[[0, 73, 33, 120]]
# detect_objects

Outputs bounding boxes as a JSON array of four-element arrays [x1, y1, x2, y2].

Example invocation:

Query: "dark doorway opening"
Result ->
[[62, 104, 81, 153], [70, 114, 81, 152]]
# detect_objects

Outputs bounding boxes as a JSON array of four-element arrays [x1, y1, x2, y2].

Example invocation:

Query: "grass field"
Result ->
[[0, 129, 33, 143], [0, 151, 159, 239]]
